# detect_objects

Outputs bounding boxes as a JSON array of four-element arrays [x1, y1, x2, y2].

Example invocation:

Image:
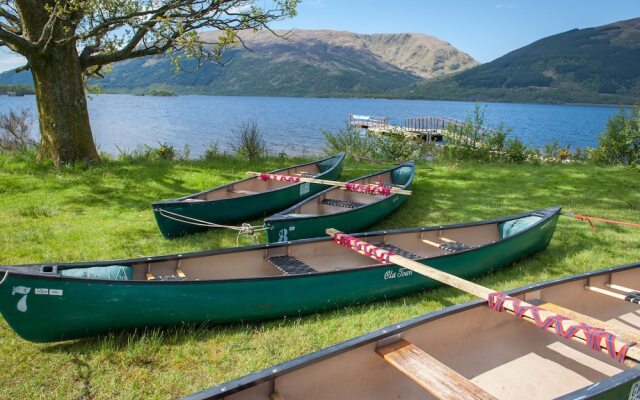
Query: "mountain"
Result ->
[[0, 29, 478, 97], [408, 17, 640, 104]]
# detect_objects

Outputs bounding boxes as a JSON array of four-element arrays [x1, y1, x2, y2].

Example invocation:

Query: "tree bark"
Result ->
[[30, 43, 99, 165]]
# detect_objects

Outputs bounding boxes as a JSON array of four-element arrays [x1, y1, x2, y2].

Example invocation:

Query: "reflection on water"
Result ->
[[0, 94, 618, 157]]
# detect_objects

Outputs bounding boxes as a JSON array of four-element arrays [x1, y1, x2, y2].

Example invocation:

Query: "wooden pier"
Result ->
[[349, 115, 494, 144], [348, 114, 388, 129]]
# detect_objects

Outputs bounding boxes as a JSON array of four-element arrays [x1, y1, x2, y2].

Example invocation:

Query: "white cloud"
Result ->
[[0, 51, 27, 73]]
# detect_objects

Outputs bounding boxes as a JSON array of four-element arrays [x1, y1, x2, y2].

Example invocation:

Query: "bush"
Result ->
[[231, 120, 267, 161], [596, 105, 640, 166], [115, 142, 178, 161], [323, 126, 375, 158], [372, 131, 429, 162], [155, 142, 177, 160], [201, 140, 222, 160], [0, 108, 37, 152]]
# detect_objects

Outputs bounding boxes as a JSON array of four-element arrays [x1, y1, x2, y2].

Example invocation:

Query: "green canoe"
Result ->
[[185, 260, 640, 400], [152, 154, 345, 238], [0, 207, 560, 343], [263, 161, 414, 243]]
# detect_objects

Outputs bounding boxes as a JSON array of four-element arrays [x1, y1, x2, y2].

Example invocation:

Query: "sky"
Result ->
[[0, 0, 639, 72]]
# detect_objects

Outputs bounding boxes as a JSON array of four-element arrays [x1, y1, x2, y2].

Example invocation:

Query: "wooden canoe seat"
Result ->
[[375, 243, 421, 260], [422, 237, 475, 253], [268, 256, 317, 275], [146, 261, 187, 281], [377, 339, 496, 400], [321, 199, 365, 209]]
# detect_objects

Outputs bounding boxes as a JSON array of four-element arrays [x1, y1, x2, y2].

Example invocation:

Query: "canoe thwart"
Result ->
[[585, 285, 640, 304], [376, 339, 497, 400], [607, 283, 640, 294]]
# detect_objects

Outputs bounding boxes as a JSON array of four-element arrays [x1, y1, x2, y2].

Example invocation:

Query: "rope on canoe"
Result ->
[[332, 232, 396, 264], [154, 208, 269, 245], [563, 212, 640, 232], [488, 292, 636, 362]]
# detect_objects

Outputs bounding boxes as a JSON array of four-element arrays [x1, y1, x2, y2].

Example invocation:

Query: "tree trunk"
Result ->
[[30, 43, 99, 166]]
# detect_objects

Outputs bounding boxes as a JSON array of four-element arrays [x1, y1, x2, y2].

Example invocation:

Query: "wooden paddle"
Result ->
[[326, 228, 640, 364], [246, 172, 412, 195]]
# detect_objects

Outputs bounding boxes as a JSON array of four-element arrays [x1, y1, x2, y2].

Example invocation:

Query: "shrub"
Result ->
[[0, 108, 37, 152], [155, 142, 177, 160], [231, 120, 267, 161], [596, 105, 640, 166], [372, 131, 424, 162], [503, 137, 528, 163], [115, 142, 178, 161], [323, 125, 375, 158], [201, 140, 222, 160]]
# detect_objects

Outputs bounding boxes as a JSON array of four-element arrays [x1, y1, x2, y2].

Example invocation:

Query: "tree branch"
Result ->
[[0, 8, 20, 25], [0, 24, 32, 53]]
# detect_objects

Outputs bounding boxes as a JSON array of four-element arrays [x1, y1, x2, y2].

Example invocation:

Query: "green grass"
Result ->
[[1, 152, 640, 399]]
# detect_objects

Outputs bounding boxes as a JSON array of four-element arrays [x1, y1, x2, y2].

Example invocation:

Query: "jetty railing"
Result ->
[[349, 114, 388, 129]]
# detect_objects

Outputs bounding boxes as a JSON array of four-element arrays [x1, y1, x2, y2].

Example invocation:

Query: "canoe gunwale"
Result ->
[[263, 160, 415, 223], [182, 259, 640, 400], [0, 207, 561, 285], [151, 153, 345, 206]]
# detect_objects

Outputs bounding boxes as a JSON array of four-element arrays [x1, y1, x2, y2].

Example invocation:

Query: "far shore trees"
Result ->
[[0, 0, 298, 166]]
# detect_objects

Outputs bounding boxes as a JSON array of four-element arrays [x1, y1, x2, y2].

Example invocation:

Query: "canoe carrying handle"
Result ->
[[488, 292, 635, 363], [246, 171, 412, 196], [332, 231, 395, 264], [40, 265, 58, 274]]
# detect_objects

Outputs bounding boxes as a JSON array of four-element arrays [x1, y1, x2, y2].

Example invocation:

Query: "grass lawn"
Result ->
[[1, 152, 639, 399]]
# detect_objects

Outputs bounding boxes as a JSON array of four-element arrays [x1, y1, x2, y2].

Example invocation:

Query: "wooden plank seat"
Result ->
[[321, 199, 365, 209], [146, 262, 187, 281], [377, 339, 497, 400], [268, 256, 317, 275], [374, 243, 421, 260], [146, 270, 186, 281]]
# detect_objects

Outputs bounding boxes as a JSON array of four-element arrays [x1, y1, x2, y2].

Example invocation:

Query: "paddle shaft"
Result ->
[[246, 172, 412, 195], [326, 229, 640, 363]]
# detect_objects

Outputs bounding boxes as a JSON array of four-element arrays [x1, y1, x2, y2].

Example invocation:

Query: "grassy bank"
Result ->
[[1, 152, 639, 399]]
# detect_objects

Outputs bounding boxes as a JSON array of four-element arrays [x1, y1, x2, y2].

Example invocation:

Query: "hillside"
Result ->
[[408, 17, 640, 104], [0, 29, 478, 97]]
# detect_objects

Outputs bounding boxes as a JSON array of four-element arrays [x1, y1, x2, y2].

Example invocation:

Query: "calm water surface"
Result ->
[[0, 94, 619, 157]]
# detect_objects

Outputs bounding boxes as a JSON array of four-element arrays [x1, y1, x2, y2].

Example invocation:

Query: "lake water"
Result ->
[[0, 94, 619, 157]]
